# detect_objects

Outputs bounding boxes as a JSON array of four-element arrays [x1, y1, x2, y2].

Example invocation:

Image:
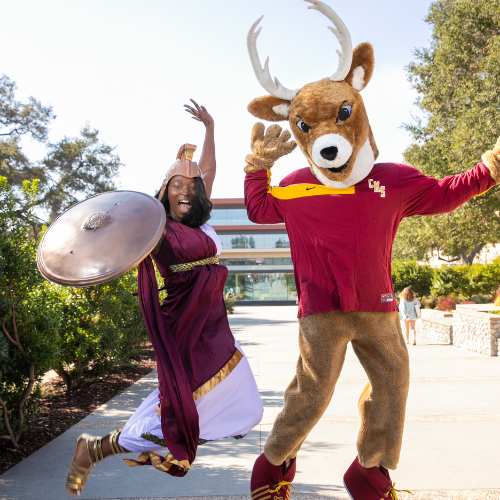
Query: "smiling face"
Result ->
[[167, 175, 195, 221]]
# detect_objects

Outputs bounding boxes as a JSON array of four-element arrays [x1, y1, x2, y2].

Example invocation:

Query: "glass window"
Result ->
[[264, 233, 290, 248], [209, 208, 227, 226], [218, 231, 287, 249], [220, 257, 292, 267], [210, 207, 284, 227], [226, 209, 249, 225], [218, 233, 228, 249], [224, 273, 297, 301]]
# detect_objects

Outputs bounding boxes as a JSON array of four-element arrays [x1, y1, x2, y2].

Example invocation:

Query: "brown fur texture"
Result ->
[[288, 79, 372, 182], [246, 43, 377, 183], [482, 136, 500, 183], [344, 42, 375, 91], [248, 96, 290, 123], [264, 310, 409, 471], [244, 123, 297, 174]]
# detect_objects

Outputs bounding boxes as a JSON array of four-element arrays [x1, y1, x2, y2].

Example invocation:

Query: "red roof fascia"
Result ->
[[212, 225, 286, 232], [211, 198, 245, 206]]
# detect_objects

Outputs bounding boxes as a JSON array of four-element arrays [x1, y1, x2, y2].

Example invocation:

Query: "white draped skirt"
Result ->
[[118, 341, 263, 453]]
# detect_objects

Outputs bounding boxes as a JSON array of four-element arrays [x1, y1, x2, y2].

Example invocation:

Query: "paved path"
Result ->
[[1, 306, 499, 500]]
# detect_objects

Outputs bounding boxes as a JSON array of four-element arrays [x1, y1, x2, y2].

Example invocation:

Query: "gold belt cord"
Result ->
[[170, 255, 219, 272]]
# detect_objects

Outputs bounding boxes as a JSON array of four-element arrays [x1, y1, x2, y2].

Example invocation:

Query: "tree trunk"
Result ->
[[458, 243, 486, 266], [54, 364, 73, 393], [14, 364, 35, 442], [0, 393, 18, 449]]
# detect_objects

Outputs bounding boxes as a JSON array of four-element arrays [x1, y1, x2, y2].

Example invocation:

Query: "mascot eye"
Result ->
[[337, 105, 352, 123], [296, 120, 311, 133]]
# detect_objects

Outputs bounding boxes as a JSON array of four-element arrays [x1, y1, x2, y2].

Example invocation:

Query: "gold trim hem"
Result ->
[[193, 349, 243, 401], [123, 452, 190, 473]]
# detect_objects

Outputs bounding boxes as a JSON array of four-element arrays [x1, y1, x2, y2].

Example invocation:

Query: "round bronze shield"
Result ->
[[37, 190, 166, 286]]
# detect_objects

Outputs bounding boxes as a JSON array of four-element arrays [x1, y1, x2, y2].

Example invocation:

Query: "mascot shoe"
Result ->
[[343, 456, 411, 499], [251, 453, 296, 500]]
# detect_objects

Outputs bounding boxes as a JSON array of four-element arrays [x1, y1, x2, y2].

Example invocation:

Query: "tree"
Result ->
[[0, 74, 54, 142], [395, 0, 500, 265], [0, 74, 121, 229], [0, 177, 60, 449], [37, 126, 121, 223]]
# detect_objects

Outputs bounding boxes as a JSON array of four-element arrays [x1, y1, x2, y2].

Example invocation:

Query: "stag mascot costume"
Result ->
[[243, 1, 500, 499]]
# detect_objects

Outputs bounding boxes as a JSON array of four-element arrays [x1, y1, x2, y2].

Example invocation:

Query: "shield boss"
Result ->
[[37, 190, 166, 286]]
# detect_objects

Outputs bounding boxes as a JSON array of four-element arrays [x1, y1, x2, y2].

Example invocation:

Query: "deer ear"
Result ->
[[345, 42, 375, 91], [248, 95, 291, 122]]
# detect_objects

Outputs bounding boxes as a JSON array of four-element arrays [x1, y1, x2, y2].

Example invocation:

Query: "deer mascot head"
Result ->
[[247, 0, 378, 189]]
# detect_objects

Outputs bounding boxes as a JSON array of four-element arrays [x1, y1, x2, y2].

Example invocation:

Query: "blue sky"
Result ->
[[2, 0, 433, 199]]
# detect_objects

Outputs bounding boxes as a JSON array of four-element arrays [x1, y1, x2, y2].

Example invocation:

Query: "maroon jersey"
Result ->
[[245, 163, 496, 318]]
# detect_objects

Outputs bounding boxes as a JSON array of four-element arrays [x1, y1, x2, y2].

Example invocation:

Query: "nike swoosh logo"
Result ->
[[306, 187, 316, 191]]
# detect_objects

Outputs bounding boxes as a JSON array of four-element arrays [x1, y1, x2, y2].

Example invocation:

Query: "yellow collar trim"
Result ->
[[266, 170, 355, 199], [269, 183, 355, 199]]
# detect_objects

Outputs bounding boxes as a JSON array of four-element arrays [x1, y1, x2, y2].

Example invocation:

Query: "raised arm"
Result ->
[[401, 137, 500, 218], [184, 100, 216, 199], [244, 122, 296, 224]]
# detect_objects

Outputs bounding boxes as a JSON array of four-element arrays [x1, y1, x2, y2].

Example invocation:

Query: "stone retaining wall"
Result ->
[[419, 305, 500, 356], [420, 310, 453, 344], [421, 317, 453, 344], [453, 306, 500, 357]]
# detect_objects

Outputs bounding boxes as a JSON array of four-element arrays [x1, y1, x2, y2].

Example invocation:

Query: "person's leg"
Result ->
[[72, 429, 128, 466], [67, 429, 128, 497], [404, 320, 410, 343], [67, 388, 162, 497], [351, 311, 410, 470], [410, 319, 416, 344], [264, 310, 352, 466]]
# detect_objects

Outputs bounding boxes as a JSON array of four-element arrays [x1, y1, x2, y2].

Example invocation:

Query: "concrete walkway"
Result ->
[[1, 305, 499, 500]]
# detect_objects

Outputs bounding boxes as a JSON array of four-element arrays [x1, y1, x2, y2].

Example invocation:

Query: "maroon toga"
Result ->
[[137, 220, 236, 476]]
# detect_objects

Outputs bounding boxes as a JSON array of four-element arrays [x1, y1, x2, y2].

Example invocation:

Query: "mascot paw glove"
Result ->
[[482, 136, 500, 183], [244, 122, 297, 174]]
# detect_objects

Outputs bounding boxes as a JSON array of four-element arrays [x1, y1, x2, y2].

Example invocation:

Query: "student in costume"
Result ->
[[66, 101, 263, 498]]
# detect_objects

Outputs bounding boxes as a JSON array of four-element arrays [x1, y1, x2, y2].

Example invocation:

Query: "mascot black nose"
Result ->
[[320, 146, 338, 161]]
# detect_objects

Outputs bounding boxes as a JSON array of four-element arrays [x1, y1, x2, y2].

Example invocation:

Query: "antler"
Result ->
[[247, 16, 300, 101], [305, 0, 353, 82]]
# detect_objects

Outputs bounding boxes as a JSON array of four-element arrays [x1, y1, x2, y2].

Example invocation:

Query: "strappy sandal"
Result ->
[[66, 429, 126, 498], [66, 433, 103, 497]]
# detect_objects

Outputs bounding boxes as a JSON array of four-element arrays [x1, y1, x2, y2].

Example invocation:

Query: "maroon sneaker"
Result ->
[[251, 453, 296, 500], [343, 456, 408, 499]]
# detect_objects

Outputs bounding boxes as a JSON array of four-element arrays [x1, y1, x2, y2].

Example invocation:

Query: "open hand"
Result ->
[[245, 123, 297, 173], [482, 136, 500, 183], [184, 100, 214, 128]]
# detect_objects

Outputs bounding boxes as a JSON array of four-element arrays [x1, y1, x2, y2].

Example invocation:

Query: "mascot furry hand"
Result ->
[[243, 2, 499, 500]]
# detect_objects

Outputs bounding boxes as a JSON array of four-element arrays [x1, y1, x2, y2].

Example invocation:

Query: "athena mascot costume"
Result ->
[[243, 2, 500, 499]]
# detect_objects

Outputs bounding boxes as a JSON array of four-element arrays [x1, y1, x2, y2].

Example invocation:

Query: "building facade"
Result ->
[[211, 198, 296, 304]]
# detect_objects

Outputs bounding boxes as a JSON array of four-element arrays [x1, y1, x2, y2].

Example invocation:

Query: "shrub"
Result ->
[[1, 176, 148, 450], [431, 266, 467, 298], [0, 178, 61, 449], [422, 296, 438, 309], [470, 295, 491, 304], [224, 296, 235, 314], [392, 259, 435, 298], [432, 263, 500, 300], [438, 296, 458, 311], [495, 295, 500, 307], [52, 269, 147, 391]]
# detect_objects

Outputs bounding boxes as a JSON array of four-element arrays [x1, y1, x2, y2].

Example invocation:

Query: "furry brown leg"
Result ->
[[264, 310, 410, 471], [264, 311, 352, 466], [352, 312, 410, 470]]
